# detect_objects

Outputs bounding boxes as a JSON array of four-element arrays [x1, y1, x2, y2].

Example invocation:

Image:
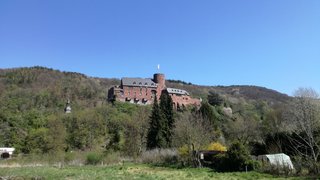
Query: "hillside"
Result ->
[[0, 66, 292, 155], [0, 66, 291, 109], [167, 81, 290, 106]]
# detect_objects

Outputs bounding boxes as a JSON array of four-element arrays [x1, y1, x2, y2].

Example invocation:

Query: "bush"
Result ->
[[141, 148, 178, 166], [206, 142, 227, 152], [224, 141, 258, 172], [86, 152, 103, 165], [260, 163, 293, 176], [101, 151, 122, 165], [177, 145, 193, 167]]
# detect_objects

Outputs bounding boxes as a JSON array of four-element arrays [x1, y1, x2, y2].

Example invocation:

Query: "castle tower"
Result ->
[[153, 73, 166, 99]]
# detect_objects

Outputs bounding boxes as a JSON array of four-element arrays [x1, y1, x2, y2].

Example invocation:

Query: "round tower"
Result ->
[[153, 73, 166, 99], [154, 73, 165, 88]]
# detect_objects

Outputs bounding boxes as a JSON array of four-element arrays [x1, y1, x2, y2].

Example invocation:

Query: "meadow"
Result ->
[[0, 163, 303, 180]]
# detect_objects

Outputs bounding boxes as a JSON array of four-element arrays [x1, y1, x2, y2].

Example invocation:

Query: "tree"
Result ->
[[46, 116, 67, 154], [199, 103, 215, 125], [159, 92, 174, 147], [147, 98, 166, 149], [66, 109, 106, 150], [224, 114, 261, 144], [225, 141, 254, 172], [208, 91, 224, 106], [284, 88, 320, 173], [123, 106, 150, 156], [173, 111, 216, 166]]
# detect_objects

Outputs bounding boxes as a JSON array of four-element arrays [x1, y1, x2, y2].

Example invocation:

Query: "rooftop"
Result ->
[[121, 78, 157, 88], [166, 88, 190, 96]]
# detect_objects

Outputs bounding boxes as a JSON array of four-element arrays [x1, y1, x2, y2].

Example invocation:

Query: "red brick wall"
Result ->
[[122, 86, 157, 102], [169, 94, 201, 108]]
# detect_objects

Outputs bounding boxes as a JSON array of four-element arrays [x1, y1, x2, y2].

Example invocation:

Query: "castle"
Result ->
[[108, 73, 201, 109]]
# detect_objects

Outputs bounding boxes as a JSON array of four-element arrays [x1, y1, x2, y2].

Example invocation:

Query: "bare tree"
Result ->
[[173, 112, 216, 167], [284, 87, 320, 173], [224, 114, 261, 145]]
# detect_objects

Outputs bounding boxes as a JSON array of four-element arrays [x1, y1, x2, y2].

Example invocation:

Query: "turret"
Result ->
[[154, 73, 165, 89], [153, 73, 166, 99]]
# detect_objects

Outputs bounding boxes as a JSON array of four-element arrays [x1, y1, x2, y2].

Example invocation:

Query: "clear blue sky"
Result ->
[[1, 0, 319, 95]]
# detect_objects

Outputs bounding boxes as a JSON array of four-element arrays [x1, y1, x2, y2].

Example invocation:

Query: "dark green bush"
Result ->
[[86, 152, 103, 165]]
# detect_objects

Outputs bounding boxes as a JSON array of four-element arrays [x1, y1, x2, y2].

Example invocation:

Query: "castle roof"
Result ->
[[121, 78, 157, 88], [166, 88, 190, 96]]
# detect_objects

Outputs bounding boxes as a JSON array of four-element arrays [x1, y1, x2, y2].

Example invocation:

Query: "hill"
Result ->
[[0, 66, 290, 110], [0, 66, 291, 155]]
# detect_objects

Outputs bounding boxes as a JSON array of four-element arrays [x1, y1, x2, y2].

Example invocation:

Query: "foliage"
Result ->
[[208, 91, 224, 106], [199, 102, 216, 126], [159, 92, 175, 148], [123, 106, 150, 157], [173, 112, 216, 152], [141, 148, 178, 166], [206, 142, 227, 152], [224, 141, 258, 172], [3, 67, 318, 175], [146, 98, 166, 149], [86, 152, 103, 165]]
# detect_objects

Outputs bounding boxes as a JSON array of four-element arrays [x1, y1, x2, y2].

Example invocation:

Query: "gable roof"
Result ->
[[166, 88, 190, 96], [121, 78, 157, 88]]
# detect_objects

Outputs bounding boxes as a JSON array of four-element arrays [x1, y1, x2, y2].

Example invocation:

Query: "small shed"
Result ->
[[257, 153, 294, 170]]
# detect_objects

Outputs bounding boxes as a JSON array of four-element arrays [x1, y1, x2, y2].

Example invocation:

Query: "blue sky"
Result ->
[[0, 0, 319, 95]]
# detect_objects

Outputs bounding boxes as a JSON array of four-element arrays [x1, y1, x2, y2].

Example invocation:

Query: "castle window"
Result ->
[[140, 88, 142, 96], [133, 81, 136, 85], [139, 82, 142, 85]]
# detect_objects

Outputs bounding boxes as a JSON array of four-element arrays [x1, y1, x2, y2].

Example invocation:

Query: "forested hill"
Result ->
[[0, 66, 119, 110], [0, 66, 290, 110], [166, 81, 291, 106], [0, 66, 292, 154]]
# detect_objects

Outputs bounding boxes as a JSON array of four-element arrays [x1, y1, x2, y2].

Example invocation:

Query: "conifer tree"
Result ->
[[146, 97, 166, 149], [159, 92, 174, 148]]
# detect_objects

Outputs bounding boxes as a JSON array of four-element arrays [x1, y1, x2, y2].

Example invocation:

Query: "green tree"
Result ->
[[24, 127, 50, 154], [159, 92, 174, 148], [225, 141, 253, 172], [199, 102, 216, 127], [147, 98, 166, 149], [46, 116, 67, 154], [208, 91, 224, 106]]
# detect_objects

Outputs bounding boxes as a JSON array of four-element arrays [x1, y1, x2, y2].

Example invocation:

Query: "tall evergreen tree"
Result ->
[[159, 92, 174, 147], [146, 97, 166, 149]]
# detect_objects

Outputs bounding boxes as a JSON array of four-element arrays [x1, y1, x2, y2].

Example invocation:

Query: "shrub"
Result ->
[[86, 152, 103, 165], [177, 145, 193, 167], [101, 151, 122, 165], [224, 141, 258, 172], [206, 142, 227, 152], [141, 148, 178, 166]]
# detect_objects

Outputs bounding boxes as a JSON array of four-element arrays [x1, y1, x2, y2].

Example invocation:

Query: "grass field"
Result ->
[[0, 163, 304, 180]]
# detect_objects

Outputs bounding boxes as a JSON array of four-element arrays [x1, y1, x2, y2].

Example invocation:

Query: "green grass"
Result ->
[[0, 163, 304, 180]]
